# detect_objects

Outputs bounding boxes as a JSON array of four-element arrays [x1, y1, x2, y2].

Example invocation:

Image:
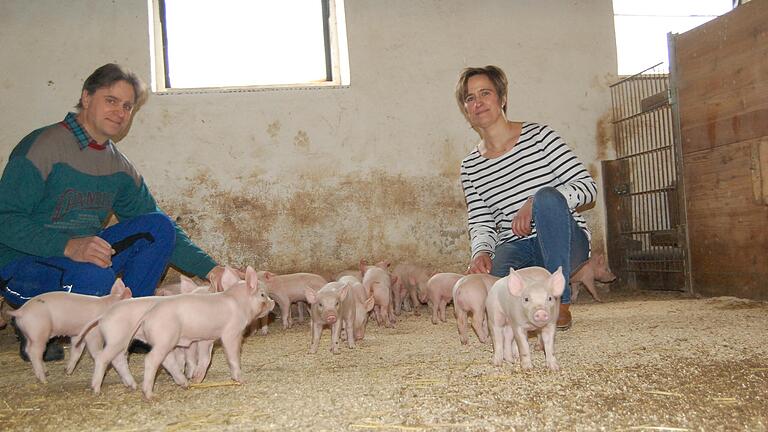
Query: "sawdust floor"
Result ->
[[0, 287, 766, 431]]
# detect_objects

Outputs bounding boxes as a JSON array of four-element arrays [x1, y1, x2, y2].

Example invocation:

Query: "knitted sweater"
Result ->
[[0, 113, 216, 277]]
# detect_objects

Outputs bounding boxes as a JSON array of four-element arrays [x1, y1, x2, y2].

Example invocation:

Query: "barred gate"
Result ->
[[603, 63, 689, 292]]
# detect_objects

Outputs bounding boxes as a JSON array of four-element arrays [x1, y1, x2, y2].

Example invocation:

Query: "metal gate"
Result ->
[[603, 62, 690, 292]]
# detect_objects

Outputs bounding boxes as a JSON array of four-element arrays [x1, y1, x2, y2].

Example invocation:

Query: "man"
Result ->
[[0, 63, 225, 360]]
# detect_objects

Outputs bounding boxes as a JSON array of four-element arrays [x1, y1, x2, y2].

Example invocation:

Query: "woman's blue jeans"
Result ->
[[490, 187, 589, 305], [0, 212, 175, 306]]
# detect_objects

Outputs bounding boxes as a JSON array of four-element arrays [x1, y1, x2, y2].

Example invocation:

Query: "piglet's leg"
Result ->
[[190, 341, 214, 384], [26, 338, 48, 384], [220, 335, 243, 383], [512, 326, 534, 370], [161, 352, 189, 388], [111, 352, 137, 390], [540, 325, 559, 371]]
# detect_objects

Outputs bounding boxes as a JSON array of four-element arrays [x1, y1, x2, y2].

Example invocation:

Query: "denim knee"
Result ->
[[533, 187, 567, 211], [141, 212, 176, 243], [67, 264, 117, 296]]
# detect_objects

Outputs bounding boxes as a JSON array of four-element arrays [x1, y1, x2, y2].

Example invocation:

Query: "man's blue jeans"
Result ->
[[0, 212, 175, 306], [490, 187, 589, 305]]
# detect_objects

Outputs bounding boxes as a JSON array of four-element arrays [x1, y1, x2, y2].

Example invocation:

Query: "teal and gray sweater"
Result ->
[[0, 113, 217, 278]]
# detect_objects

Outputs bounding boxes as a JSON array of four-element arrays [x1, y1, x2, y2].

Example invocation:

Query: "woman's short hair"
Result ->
[[455, 65, 508, 121], [76, 63, 148, 110]]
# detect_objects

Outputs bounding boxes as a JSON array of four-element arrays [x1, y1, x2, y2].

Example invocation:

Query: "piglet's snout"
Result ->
[[325, 314, 337, 324], [533, 309, 550, 324]]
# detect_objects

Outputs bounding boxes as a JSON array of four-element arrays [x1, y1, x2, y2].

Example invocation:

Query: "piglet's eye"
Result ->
[[523, 297, 529, 302]]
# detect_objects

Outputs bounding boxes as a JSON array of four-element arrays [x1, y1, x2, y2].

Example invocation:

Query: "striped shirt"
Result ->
[[460, 122, 596, 259]]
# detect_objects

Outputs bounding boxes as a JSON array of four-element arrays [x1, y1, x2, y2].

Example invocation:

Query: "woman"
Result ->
[[456, 65, 595, 329]]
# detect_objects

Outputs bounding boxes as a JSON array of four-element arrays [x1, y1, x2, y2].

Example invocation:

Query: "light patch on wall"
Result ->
[[267, 121, 281, 140], [293, 130, 310, 149]]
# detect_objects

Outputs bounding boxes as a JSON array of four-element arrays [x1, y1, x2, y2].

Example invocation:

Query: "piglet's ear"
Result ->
[[338, 282, 350, 302], [121, 287, 133, 300], [549, 266, 566, 297], [304, 286, 318, 305], [221, 266, 242, 291], [179, 275, 198, 294], [110, 278, 126, 296], [506, 268, 526, 297]]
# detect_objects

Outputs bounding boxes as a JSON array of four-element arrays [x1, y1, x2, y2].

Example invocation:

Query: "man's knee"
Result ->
[[68, 265, 117, 296], [140, 212, 176, 242]]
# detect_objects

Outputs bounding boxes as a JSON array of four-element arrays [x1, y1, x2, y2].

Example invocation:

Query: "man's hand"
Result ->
[[511, 197, 534, 237], [207, 265, 227, 292], [64, 236, 114, 268], [467, 252, 492, 274]]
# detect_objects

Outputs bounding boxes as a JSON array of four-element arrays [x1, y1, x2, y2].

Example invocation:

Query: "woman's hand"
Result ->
[[467, 252, 492, 274], [64, 236, 114, 268], [511, 197, 534, 237]]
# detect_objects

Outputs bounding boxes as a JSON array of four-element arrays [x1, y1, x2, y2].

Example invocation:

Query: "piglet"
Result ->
[[7, 279, 132, 383], [138, 266, 274, 399], [360, 259, 398, 328], [391, 262, 431, 316], [78, 275, 219, 394], [256, 271, 327, 334], [486, 266, 565, 371], [422, 273, 463, 325], [337, 275, 375, 341], [570, 254, 616, 302], [452, 273, 499, 345], [305, 279, 373, 354]]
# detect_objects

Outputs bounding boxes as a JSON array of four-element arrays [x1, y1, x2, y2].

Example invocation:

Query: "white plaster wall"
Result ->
[[0, 0, 617, 275]]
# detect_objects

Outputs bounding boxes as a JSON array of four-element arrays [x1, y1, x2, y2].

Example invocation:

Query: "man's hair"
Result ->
[[455, 65, 508, 121], [76, 63, 148, 110]]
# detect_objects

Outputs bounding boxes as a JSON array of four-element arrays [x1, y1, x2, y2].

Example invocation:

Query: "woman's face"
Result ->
[[463, 74, 505, 129]]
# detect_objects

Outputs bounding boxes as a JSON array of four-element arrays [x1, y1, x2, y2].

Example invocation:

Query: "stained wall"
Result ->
[[0, 1, 617, 277]]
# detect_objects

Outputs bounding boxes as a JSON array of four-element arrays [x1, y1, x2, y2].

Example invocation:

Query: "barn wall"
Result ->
[[0, 1, 617, 276]]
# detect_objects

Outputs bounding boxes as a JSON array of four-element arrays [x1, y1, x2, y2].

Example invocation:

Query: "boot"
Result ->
[[556, 303, 572, 331]]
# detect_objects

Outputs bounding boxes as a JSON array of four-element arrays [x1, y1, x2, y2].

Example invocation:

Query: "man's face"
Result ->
[[78, 80, 136, 144]]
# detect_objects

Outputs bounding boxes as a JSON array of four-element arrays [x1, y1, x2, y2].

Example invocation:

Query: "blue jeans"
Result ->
[[0, 212, 175, 306], [490, 187, 589, 304]]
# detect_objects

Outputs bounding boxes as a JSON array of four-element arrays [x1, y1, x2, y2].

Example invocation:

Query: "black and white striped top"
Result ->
[[460, 122, 596, 259]]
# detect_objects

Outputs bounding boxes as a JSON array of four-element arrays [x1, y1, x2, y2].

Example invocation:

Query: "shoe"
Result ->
[[128, 340, 152, 354], [11, 318, 65, 362], [556, 303, 572, 331]]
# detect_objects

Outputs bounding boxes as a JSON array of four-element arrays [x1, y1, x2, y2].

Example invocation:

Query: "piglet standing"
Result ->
[[360, 259, 398, 328], [422, 273, 463, 325], [305, 279, 373, 354], [7, 279, 132, 383], [78, 275, 220, 394], [570, 254, 616, 302], [337, 275, 375, 341], [485, 266, 565, 371], [138, 266, 274, 399], [256, 271, 327, 334], [391, 262, 431, 316], [452, 273, 499, 345]]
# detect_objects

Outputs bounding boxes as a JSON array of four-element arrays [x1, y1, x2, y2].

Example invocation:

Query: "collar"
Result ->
[[60, 112, 111, 150]]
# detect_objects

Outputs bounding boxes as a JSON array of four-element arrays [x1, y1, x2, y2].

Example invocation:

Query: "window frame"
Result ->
[[147, 0, 350, 94]]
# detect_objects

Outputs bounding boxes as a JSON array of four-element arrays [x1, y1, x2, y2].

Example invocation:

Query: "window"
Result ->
[[613, 0, 733, 75], [148, 0, 350, 92]]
